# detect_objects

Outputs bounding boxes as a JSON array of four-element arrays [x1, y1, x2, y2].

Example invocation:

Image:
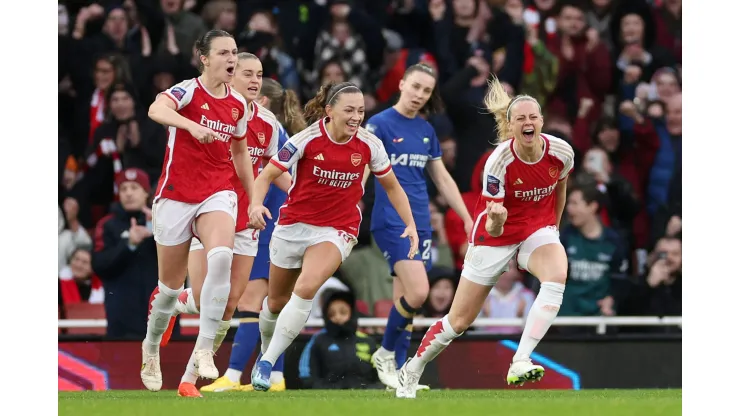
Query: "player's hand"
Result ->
[[400, 225, 419, 259], [188, 124, 219, 144], [486, 201, 507, 223], [248, 204, 271, 230]]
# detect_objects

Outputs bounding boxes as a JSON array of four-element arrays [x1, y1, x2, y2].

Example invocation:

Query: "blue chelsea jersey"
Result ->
[[259, 124, 291, 245], [367, 107, 442, 232]]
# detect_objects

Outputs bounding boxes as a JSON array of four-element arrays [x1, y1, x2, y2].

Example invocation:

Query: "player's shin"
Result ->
[[198, 247, 234, 351], [512, 282, 564, 362], [224, 311, 261, 383], [380, 297, 417, 354], [145, 281, 184, 354], [259, 298, 279, 354], [261, 293, 313, 364], [394, 323, 413, 369], [407, 315, 462, 373]]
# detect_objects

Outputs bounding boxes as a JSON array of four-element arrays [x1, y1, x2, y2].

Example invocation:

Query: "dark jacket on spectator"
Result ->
[[92, 203, 166, 339], [298, 291, 381, 389]]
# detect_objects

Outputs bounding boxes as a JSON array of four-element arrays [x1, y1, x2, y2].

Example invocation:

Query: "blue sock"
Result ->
[[274, 353, 285, 373], [228, 312, 261, 371], [381, 297, 415, 352], [394, 324, 412, 369]]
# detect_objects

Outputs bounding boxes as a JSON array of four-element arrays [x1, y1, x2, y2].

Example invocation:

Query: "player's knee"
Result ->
[[293, 276, 322, 300], [447, 313, 473, 334], [540, 270, 567, 285], [267, 296, 289, 315], [207, 247, 234, 277], [403, 286, 428, 308]]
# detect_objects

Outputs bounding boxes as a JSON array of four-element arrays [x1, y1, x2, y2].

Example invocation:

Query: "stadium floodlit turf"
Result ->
[[59, 389, 681, 415]]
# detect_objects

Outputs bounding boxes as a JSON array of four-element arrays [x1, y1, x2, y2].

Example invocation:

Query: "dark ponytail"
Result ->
[[304, 82, 361, 124]]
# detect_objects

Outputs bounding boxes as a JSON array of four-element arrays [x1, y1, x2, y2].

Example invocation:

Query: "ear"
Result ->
[[325, 104, 334, 119], [258, 96, 269, 107], [398, 78, 405, 92], [200, 53, 208, 68]]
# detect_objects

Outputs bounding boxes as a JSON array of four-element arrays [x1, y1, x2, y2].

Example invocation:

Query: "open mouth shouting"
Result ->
[[247, 85, 259, 96], [522, 128, 535, 141], [226, 65, 235, 77]]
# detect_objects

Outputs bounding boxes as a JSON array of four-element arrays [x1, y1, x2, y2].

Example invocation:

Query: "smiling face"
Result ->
[[231, 56, 263, 102], [326, 92, 365, 138], [508, 99, 543, 148]]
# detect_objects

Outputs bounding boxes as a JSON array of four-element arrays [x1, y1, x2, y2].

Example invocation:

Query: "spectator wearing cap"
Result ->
[[92, 168, 169, 339]]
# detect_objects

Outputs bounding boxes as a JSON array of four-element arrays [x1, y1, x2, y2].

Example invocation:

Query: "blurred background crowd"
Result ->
[[58, 0, 682, 340]]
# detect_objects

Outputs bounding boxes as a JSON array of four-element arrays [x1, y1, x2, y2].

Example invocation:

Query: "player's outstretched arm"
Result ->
[[377, 170, 419, 259], [427, 159, 474, 234], [231, 139, 256, 199]]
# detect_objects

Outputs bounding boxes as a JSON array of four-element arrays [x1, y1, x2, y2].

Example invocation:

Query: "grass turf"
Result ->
[[59, 389, 681, 416]]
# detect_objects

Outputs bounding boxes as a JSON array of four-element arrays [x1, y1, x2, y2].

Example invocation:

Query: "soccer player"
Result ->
[[141, 29, 256, 392], [156, 54, 291, 397], [247, 82, 418, 391], [365, 63, 474, 389], [395, 77, 574, 398], [200, 78, 307, 393]]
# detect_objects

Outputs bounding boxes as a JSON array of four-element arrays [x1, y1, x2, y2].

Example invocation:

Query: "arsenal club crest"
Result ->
[[257, 132, 266, 145], [549, 166, 558, 178], [350, 153, 362, 167], [125, 169, 137, 180], [231, 108, 239, 122]]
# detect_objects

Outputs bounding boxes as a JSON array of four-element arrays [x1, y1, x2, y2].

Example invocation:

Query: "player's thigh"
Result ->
[[269, 224, 311, 269], [266, 263, 301, 313], [393, 260, 430, 307], [518, 226, 567, 284], [152, 197, 197, 247], [187, 238, 207, 307], [374, 228, 431, 276], [461, 244, 518, 286], [447, 277, 495, 334], [294, 242, 345, 299], [194, 191, 238, 251], [239, 278, 268, 312]]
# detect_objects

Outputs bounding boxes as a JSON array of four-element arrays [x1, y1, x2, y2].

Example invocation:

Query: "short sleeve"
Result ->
[[233, 101, 248, 141], [265, 121, 280, 158], [428, 128, 442, 160], [159, 79, 196, 111], [482, 148, 507, 202], [368, 139, 392, 178], [269, 136, 306, 172], [548, 137, 575, 181]]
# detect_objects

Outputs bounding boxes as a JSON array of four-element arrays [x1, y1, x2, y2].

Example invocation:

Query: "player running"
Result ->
[[199, 78, 306, 393], [365, 63, 473, 389], [247, 82, 418, 392], [395, 77, 574, 398], [141, 30, 256, 392]]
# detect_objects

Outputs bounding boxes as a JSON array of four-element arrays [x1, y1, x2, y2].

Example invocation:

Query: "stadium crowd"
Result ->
[[57, 0, 682, 339]]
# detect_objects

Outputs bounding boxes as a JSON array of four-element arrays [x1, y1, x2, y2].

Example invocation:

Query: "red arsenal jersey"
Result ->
[[269, 118, 392, 237], [233, 102, 280, 232], [154, 78, 249, 204], [470, 134, 574, 247]]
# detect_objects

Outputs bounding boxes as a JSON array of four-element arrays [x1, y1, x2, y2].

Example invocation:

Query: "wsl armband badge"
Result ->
[[486, 174, 500, 196], [170, 87, 186, 101], [278, 142, 297, 162]]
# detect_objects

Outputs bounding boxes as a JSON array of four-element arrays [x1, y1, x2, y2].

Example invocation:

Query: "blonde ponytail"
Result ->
[[483, 76, 541, 143]]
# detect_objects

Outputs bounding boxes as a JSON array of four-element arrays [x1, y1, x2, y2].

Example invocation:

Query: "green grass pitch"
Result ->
[[59, 389, 681, 415]]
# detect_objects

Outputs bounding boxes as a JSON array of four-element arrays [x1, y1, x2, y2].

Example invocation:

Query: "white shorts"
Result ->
[[190, 228, 259, 256], [152, 191, 238, 246], [269, 223, 357, 269], [462, 226, 561, 286]]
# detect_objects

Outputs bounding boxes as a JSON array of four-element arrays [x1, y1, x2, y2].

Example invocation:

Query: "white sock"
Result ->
[[198, 247, 233, 347], [181, 351, 199, 384], [259, 297, 279, 354], [408, 315, 462, 373], [270, 371, 284, 383], [144, 281, 184, 355], [262, 293, 313, 365], [377, 346, 394, 357], [175, 288, 200, 315], [214, 320, 231, 352], [513, 282, 564, 362], [224, 368, 242, 383]]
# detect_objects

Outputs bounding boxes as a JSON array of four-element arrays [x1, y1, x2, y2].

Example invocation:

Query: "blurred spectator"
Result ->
[[586, 0, 617, 52], [420, 270, 457, 318], [92, 168, 161, 338], [298, 290, 382, 389], [308, 277, 351, 321], [237, 10, 299, 91], [59, 248, 104, 305], [202, 0, 238, 33], [629, 235, 681, 317], [652, 0, 681, 63], [59, 198, 92, 273], [155, 0, 208, 61], [646, 93, 681, 221], [480, 259, 534, 334], [560, 184, 631, 317], [429, 203, 454, 269]]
